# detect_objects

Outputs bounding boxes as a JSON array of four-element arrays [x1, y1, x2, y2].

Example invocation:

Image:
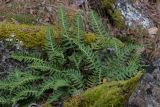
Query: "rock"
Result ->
[[0, 40, 26, 77], [64, 72, 143, 107], [128, 59, 160, 107], [148, 27, 158, 36], [116, 0, 154, 28], [0, 16, 5, 21]]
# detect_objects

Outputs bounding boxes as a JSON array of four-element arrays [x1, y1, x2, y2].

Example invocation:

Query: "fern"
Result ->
[[73, 12, 84, 42], [104, 44, 142, 80], [37, 74, 69, 97], [65, 69, 84, 89], [0, 96, 11, 105], [45, 26, 64, 60], [11, 86, 38, 105], [88, 10, 108, 36], [11, 52, 44, 64], [0, 6, 143, 106], [47, 90, 65, 103], [57, 6, 70, 37]]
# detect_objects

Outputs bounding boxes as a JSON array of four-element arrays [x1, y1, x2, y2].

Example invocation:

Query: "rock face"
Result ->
[[64, 73, 143, 107], [128, 59, 160, 107], [116, 0, 154, 28], [0, 40, 25, 77]]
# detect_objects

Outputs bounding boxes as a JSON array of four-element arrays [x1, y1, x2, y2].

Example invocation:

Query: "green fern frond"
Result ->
[[11, 86, 38, 105], [68, 53, 84, 70], [6, 70, 40, 91], [73, 12, 84, 42], [105, 44, 142, 80], [65, 69, 84, 89], [47, 90, 65, 103], [11, 52, 44, 64], [74, 42, 102, 86], [29, 61, 62, 74], [45, 26, 64, 60], [57, 6, 69, 37], [53, 79, 69, 90], [37, 74, 69, 97], [88, 10, 108, 36], [0, 96, 12, 105]]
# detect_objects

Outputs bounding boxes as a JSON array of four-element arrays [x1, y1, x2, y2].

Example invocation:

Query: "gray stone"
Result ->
[[127, 59, 160, 107]]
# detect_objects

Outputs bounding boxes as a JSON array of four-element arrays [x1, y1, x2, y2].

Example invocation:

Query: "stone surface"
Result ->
[[148, 27, 158, 35], [0, 40, 25, 78], [116, 0, 154, 28], [127, 59, 160, 107]]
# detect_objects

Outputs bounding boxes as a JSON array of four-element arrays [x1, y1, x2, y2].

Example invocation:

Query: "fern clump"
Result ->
[[0, 6, 142, 106]]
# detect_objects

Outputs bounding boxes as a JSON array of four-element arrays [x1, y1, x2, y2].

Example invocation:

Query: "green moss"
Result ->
[[0, 22, 48, 47], [64, 72, 143, 107], [100, 0, 125, 28], [101, 0, 115, 9], [111, 9, 125, 29]]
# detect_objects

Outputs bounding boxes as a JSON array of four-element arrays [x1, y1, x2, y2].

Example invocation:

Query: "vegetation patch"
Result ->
[[0, 6, 143, 107], [100, 0, 125, 28], [64, 72, 143, 107]]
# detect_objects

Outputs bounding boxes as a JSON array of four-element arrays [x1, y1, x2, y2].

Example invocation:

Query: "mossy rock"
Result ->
[[64, 72, 143, 107], [111, 9, 125, 29], [0, 22, 61, 48], [101, 0, 115, 10], [0, 22, 124, 49], [100, 0, 125, 29]]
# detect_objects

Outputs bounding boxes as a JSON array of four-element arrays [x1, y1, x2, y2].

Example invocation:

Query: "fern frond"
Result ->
[[11, 52, 44, 64], [37, 74, 69, 97], [74, 42, 102, 86], [0, 96, 11, 105], [105, 44, 142, 80], [29, 61, 62, 74], [6, 70, 40, 90], [68, 53, 83, 70], [73, 12, 84, 42], [65, 69, 84, 89], [11, 86, 38, 105], [45, 26, 64, 60], [57, 6, 69, 37], [53, 79, 69, 90], [88, 10, 108, 36], [47, 90, 65, 103]]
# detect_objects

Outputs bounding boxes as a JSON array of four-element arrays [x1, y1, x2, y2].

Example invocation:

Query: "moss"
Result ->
[[42, 103, 52, 107], [101, 0, 115, 10], [0, 22, 47, 47], [111, 9, 125, 29], [64, 72, 143, 107], [100, 0, 125, 28], [84, 32, 97, 43], [0, 22, 61, 48]]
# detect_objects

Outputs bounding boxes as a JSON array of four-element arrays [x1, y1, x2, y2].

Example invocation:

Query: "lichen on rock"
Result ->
[[64, 72, 143, 107]]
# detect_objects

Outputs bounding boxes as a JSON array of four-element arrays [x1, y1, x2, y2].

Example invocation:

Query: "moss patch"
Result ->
[[0, 22, 50, 48], [64, 72, 143, 107], [100, 0, 125, 28], [0, 22, 47, 48], [111, 9, 125, 29]]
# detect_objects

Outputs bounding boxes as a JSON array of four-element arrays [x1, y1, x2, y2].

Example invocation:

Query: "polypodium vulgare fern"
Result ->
[[0, 6, 143, 106]]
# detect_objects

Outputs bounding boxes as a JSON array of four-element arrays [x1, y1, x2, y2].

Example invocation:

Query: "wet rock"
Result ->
[[127, 59, 160, 107]]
